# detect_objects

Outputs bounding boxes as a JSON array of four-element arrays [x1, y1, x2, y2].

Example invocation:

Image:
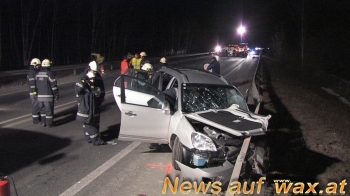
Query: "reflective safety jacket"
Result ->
[[27, 66, 38, 98], [36, 67, 58, 101], [75, 79, 101, 124], [130, 57, 141, 70]]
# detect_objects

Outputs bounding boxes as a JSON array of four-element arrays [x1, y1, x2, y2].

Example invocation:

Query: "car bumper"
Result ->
[[176, 160, 234, 189]]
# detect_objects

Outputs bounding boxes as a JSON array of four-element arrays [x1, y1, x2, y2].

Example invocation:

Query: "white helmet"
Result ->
[[89, 61, 98, 71], [42, 59, 51, 67], [141, 63, 153, 71], [30, 58, 41, 66], [86, 71, 95, 79], [160, 57, 166, 63], [140, 52, 147, 57]]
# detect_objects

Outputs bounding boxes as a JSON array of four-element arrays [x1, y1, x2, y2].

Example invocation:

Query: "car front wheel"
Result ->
[[172, 137, 190, 170]]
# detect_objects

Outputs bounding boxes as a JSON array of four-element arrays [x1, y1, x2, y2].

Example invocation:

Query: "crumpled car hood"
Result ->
[[184, 109, 271, 136]]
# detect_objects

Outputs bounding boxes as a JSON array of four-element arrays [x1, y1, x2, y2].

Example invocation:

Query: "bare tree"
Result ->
[[0, 14, 2, 68], [272, 29, 285, 62], [20, 0, 46, 67], [91, 0, 104, 53]]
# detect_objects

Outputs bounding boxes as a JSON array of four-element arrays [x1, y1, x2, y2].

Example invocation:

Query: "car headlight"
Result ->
[[191, 132, 217, 151]]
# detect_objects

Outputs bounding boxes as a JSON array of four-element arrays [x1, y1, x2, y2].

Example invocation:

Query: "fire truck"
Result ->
[[219, 43, 249, 57]]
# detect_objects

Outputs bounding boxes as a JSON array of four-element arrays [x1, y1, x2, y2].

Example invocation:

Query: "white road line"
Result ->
[[59, 141, 141, 196], [0, 80, 77, 96], [0, 101, 76, 127], [0, 90, 113, 127]]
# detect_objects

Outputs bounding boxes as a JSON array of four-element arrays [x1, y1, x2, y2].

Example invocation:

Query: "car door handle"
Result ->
[[125, 111, 136, 117]]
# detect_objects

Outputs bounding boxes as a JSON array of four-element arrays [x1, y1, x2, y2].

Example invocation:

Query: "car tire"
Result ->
[[172, 137, 189, 170]]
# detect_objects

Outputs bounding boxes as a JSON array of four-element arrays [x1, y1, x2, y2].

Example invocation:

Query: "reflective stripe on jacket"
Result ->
[[36, 67, 58, 101]]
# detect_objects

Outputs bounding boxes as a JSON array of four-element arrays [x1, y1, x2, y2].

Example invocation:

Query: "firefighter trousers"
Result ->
[[39, 100, 55, 126], [31, 97, 41, 124]]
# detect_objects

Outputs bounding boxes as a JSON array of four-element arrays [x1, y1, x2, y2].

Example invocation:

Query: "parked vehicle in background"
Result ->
[[218, 43, 249, 57]]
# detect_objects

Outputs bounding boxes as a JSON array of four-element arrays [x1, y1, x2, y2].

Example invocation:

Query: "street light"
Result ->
[[237, 26, 246, 43]]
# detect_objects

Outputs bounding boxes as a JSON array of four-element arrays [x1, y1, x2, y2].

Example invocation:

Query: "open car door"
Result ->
[[114, 75, 171, 143]]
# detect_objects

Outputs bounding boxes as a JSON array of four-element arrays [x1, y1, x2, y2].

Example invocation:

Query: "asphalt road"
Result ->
[[0, 55, 260, 196]]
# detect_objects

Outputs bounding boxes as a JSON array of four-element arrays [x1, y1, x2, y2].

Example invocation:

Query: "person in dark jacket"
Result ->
[[27, 58, 41, 124], [206, 57, 221, 75], [78, 61, 105, 107], [36, 59, 58, 127], [76, 71, 106, 145], [76, 61, 105, 134]]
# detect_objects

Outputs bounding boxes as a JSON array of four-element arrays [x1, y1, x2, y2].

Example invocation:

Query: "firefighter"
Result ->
[[76, 61, 105, 141], [78, 61, 105, 107], [76, 71, 106, 145], [27, 58, 41, 124], [160, 57, 167, 66], [140, 62, 154, 83], [36, 59, 58, 127], [140, 51, 147, 67]]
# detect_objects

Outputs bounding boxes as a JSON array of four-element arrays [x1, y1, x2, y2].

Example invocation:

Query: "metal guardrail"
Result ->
[[325, 74, 350, 99], [0, 53, 210, 78]]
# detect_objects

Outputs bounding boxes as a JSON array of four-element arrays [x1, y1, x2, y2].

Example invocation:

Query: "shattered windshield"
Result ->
[[182, 84, 248, 113]]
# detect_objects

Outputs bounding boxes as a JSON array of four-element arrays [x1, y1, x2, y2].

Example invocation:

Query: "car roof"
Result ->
[[157, 67, 229, 85]]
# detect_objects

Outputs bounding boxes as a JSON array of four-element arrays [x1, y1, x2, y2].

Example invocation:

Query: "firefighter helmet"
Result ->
[[30, 58, 41, 66], [86, 71, 95, 78], [140, 52, 147, 57], [141, 63, 153, 71], [42, 59, 51, 67], [160, 57, 166, 63], [89, 61, 98, 71]]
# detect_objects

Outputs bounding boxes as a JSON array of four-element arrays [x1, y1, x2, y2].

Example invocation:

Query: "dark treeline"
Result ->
[[0, 0, 214, 70], [0, 0, 350, 80]]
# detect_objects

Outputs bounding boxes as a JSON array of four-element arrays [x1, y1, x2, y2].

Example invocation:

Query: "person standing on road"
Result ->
[[76, 71, 106, 145], [36, 59, 58, 127], [129, 53, 141, 75], [140, 51, 147, 67], [27, 58, 41, 124], [76, 61, 105, 138], [78, 61, 105, 107], [160, 57, 167, 66], [121, 56, 130, 88], [206, 56, 221, 75]]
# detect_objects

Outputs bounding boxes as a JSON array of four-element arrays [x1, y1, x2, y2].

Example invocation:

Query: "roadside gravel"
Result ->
[[260, 57, 350, 195]]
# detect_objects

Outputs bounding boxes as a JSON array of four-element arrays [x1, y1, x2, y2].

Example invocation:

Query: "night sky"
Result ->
[[1, 0, 350, 77]]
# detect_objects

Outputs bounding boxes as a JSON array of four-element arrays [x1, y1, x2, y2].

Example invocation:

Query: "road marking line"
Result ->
[[0, 91, 113, 127], [60, 141, 141, 196], [0, 80, 77, 96]]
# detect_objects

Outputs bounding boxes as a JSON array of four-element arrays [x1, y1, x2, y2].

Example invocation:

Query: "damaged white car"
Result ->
[[113, 67, 271, 188]]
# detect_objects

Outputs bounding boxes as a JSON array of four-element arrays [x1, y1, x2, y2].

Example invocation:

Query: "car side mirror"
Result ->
[[162, 101, 171, 115]]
